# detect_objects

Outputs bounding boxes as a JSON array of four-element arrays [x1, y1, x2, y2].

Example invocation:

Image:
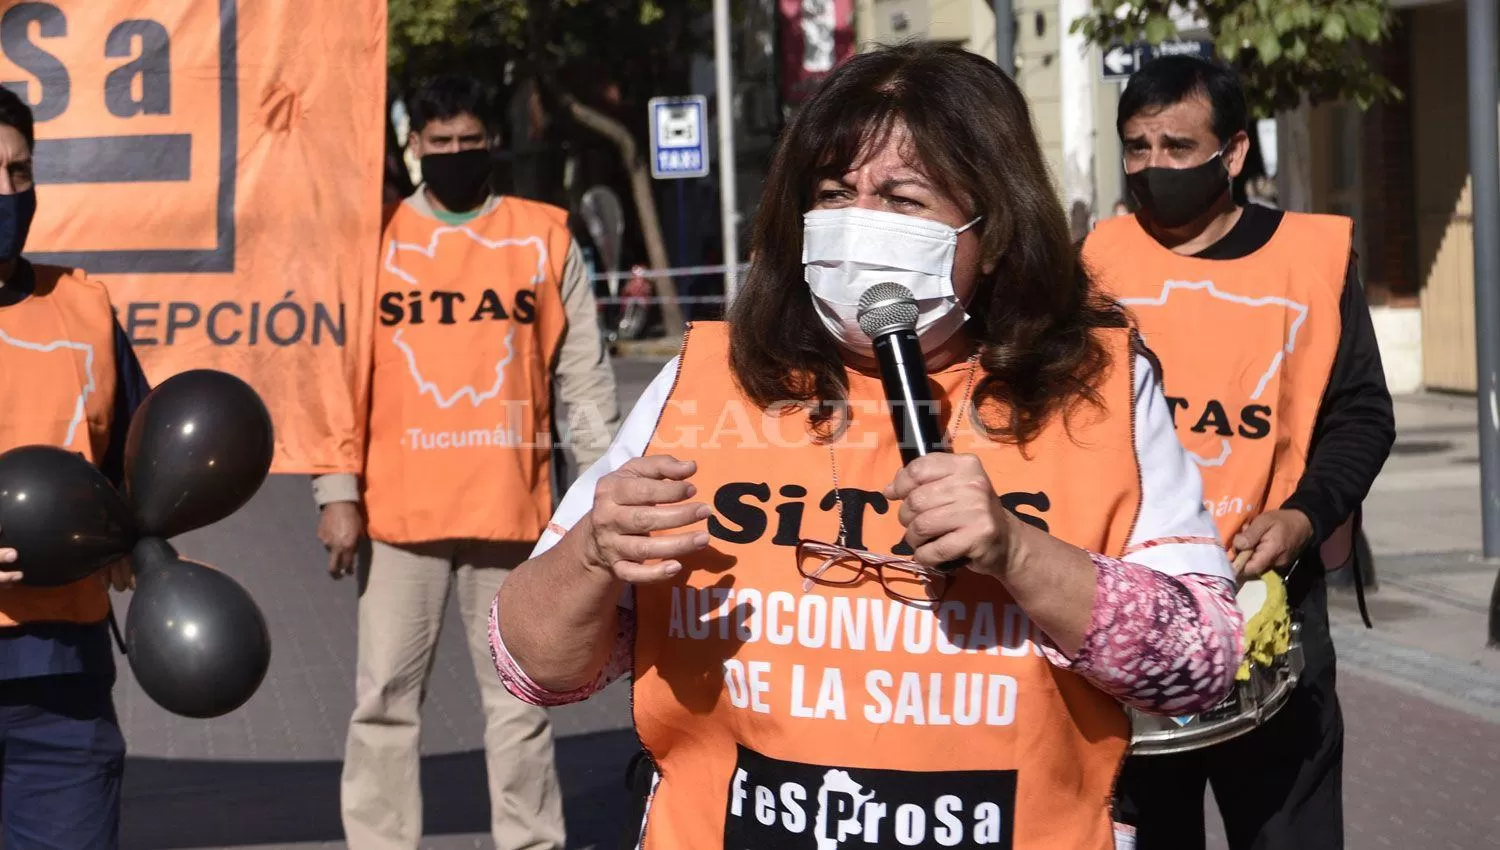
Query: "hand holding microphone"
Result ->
[[885, 453, 1022, 579], [857, 283, 977, 572]]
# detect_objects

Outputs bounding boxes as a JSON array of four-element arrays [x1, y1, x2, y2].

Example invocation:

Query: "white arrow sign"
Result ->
[[1103, 45, 1136, 76]]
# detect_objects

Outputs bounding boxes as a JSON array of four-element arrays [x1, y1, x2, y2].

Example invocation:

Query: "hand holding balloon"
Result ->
[[0, 446, 137, 586], [99, 558, 135, 592], [0, 368, 275, 718], [0, 539, 18, 586]]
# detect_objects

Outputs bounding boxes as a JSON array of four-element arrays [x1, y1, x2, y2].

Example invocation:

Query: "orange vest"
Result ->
[[363, 196, 571, 544], [1083, 212, 1349, 545], [0, 265, 117, 627], [632, 322, 1140, 850]]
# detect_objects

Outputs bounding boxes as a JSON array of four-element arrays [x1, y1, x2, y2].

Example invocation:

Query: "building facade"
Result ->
[[852, 0, 1469, 396]]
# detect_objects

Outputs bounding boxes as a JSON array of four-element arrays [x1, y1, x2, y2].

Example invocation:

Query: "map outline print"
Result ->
[[814, 768, 876, 850], [1119, 279, 1308, 468], [0, 329, 95, 448], [383, 225, 550, 288], [389, 326, 516, 410], [382, 225, 546, 409]]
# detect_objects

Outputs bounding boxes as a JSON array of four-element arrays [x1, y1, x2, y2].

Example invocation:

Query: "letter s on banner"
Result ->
[[16, 0, 388, 475]]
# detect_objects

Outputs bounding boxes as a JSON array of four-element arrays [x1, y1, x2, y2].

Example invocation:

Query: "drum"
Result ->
[[1126, 572, 1304, 756]]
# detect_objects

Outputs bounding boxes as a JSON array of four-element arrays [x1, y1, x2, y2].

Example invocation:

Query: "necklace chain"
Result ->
[[829, 354, 980, 547]]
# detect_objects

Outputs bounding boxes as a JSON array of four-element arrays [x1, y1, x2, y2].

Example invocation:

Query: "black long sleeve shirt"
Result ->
[[1190, 204, 1397, 551]]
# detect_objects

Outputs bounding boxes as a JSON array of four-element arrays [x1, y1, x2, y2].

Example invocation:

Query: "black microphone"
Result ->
[[857, 282, 967, 572]]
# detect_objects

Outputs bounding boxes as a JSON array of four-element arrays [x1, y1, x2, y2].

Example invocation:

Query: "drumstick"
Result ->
[[1230, 548, 1253, 577]]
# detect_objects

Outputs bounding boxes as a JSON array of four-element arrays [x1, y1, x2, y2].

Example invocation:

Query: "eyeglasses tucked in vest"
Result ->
[[795, 539, 951, 609]]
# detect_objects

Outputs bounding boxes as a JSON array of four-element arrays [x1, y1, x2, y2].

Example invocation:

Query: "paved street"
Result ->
[[109, 359, 1500, 849]]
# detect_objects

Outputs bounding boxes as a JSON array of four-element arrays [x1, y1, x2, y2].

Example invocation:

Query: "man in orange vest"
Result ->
[[0, 87, 150, 849], [312, 75, 620, 850], [1084, 56, 1395, 849]]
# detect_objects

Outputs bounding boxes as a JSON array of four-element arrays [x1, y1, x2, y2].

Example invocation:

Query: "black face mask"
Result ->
[[0, 188, 36, 262], [1125, 150, 1229, 229], [420, 149, 492, 211]]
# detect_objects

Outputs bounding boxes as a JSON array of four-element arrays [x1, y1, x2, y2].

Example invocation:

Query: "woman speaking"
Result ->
[[491, 44, 1241, 849]]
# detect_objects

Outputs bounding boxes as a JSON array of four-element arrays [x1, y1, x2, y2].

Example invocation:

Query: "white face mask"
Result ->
[[802, 207, 982, 355]]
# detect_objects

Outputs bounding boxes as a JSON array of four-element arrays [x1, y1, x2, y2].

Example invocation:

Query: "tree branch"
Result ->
[[560, 93, 684, 336]]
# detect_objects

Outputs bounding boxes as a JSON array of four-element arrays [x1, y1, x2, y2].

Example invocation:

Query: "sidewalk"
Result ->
[[1327, 392, 1500, 720]]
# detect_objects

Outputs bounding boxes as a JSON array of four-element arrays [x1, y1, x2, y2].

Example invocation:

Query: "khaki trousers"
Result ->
[[341, 539, 565, 850]]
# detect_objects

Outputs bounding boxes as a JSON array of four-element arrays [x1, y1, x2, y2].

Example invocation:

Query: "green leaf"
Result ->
[[1144, 14, 1178, 45], [1255, 29, 1282, 63], [1236, 21, 1266, 51], [1347, 4, 1383, 41], [1321, 13, 1347, 42], [1272, 7, 1295, 33]]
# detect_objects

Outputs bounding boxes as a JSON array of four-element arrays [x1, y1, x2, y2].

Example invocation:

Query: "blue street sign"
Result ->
[[1100, 40, 1216, 82], [1101, 44, 1141, 80], [1147, 39, 1215, 62], [648, 95, 710, 180]]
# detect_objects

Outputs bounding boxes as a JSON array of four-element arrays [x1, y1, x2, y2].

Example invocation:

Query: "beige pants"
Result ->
[[341, 539, 565, 850]]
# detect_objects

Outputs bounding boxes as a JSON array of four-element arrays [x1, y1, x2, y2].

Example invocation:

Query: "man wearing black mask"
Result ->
[[312, 75, 618, 849], [0, 86, 150, 849], [1083, 56, 1394, 849]]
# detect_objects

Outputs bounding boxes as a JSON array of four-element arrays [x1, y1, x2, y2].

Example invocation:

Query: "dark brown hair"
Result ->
[[727, 42, 1126, 445]]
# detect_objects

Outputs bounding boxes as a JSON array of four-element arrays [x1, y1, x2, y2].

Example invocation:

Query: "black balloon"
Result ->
[[123, 369, 274, 539], [125, 538, 271, 718], [0, 445, 135, 586]]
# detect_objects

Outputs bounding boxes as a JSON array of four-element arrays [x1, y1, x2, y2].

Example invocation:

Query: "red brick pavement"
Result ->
[[1204, 670, 1500, 850], [1338, 671, 1500, 849]]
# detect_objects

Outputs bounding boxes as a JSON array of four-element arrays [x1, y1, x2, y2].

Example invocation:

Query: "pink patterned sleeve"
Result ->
[[1042, 554, 1245, 715], [489, 595, 635, 707]]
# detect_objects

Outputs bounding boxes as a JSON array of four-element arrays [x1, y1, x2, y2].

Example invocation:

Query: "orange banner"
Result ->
[[1, 0, 385, 474]]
